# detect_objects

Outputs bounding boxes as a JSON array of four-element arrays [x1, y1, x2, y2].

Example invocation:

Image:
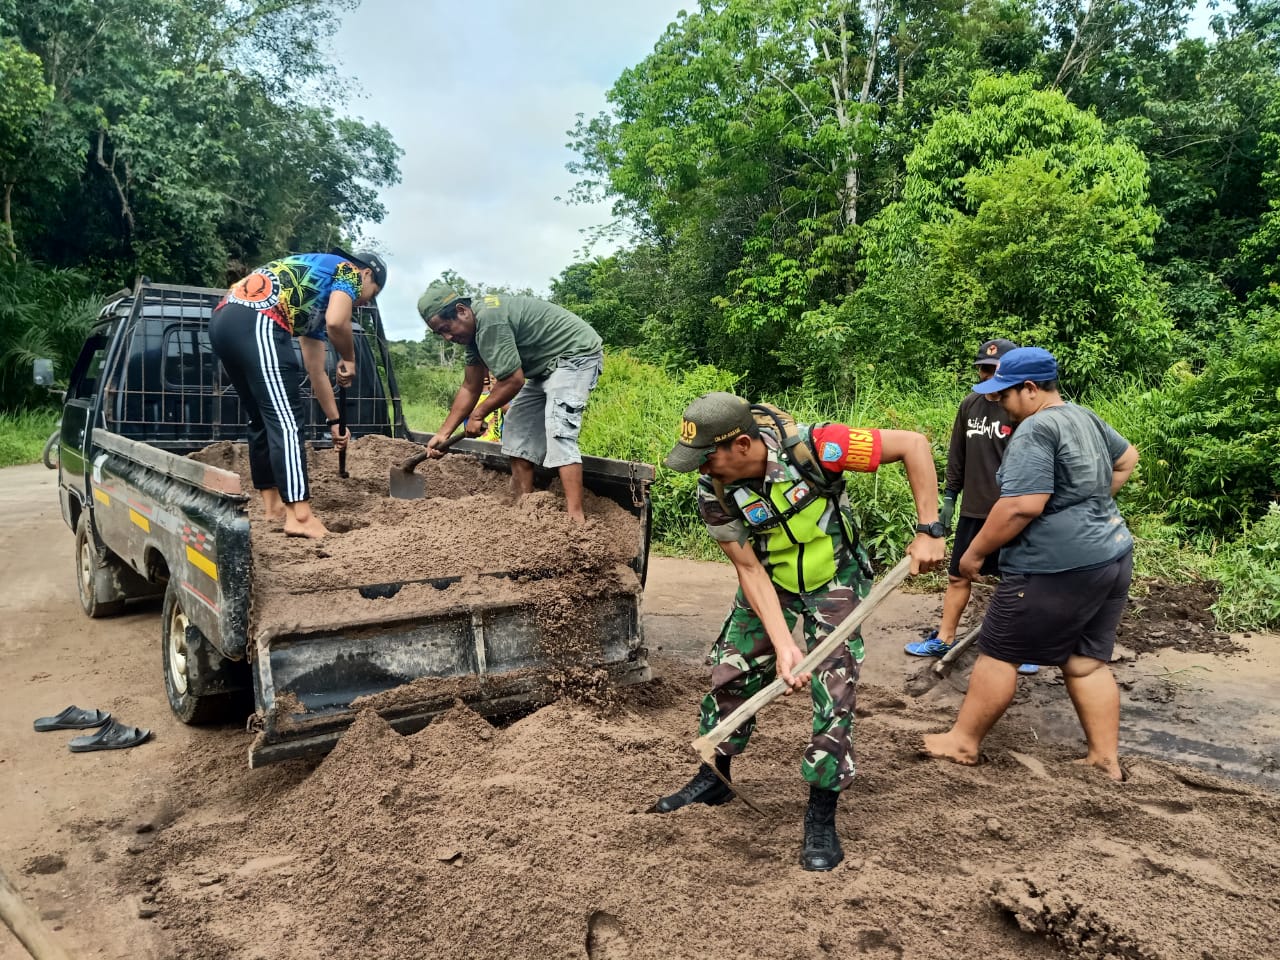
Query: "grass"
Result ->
[[0, 408, 60, 468]]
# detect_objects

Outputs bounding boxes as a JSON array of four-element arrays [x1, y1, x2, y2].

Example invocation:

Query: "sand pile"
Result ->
[[191, 435, 644, 649], [126, 656, 1279, 960]]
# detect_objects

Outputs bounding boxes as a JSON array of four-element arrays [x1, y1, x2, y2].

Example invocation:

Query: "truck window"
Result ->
[[68, 334, 110, 401], [163, 327, 223, 390]]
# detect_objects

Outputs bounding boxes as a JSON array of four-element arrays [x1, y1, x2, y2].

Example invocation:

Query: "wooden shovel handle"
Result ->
[[692, 556, 912, 763], [398, 430, 465, 473]]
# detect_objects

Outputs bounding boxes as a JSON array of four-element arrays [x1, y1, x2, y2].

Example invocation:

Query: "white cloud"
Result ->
[[330, 0, 689, 339]]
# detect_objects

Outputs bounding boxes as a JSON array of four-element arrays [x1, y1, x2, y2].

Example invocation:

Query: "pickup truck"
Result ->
[[45, 280, 654, 766]]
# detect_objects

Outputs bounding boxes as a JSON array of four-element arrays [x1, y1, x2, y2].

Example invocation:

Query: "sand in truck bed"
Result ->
[[190, 435, 643, 653]]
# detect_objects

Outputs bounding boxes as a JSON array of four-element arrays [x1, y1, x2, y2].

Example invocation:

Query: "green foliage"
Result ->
[[0, 257, 98, 407], [1123, 306, 1280, 535], [0, 407, 59, 467], [1209, 503, 1280, 631], [0, 0, 401, 287], [836, 74, 1172, 386]]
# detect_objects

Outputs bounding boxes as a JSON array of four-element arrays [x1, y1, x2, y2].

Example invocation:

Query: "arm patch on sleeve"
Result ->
[[811, 425, 883, 474]]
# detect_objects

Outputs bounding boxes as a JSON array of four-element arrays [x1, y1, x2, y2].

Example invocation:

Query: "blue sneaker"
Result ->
[[1017, 663, 1040, 675], [904, 630, 953, 658]]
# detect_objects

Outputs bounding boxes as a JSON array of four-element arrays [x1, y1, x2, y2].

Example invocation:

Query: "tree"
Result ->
[[0, 38, 54, 258], [822, 73, 1171, 384], [2, 0, 401, 286]]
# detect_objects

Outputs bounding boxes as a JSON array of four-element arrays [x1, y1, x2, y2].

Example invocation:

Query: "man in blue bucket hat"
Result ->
[[921, 347, 1139, 780]]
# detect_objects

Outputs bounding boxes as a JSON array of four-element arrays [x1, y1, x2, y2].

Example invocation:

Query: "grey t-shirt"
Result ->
[[463, 294, 602, 380], [996, 403, 1134, 574]]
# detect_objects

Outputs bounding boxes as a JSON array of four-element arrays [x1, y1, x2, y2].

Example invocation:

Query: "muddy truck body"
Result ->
[[49, 280, 654, 766]]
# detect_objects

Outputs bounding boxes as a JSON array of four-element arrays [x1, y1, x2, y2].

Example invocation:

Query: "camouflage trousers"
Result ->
[[698, 561, 871, 792]]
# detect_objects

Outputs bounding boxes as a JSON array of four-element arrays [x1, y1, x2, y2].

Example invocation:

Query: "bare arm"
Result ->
[[959, 493, 1049, 580], [877, 429, 946, 574], [1111, 444, 1138, 496], [431, 364, 487, 449], [467, 369, 525, 435], [324, 290, 357, 386], [299, 337, 347, 451], [718, 539, 808, 692]]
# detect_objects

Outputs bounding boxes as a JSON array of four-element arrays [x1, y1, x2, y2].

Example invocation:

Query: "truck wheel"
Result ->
[[75, 515, 126, 618], [42, 430, 59, 470], [162, 581, 240, 724]]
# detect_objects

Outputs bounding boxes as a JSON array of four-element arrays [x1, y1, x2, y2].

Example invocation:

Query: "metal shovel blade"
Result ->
[[389, 463, 428, 500], [388, 431, 463, 500]]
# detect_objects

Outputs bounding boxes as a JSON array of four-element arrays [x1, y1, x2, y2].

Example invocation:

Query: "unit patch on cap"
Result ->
[[680, 419, 698, 443], [985, 342, 1000, 356]]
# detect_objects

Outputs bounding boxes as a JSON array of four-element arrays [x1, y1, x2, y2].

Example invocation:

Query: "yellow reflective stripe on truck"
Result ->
[[93, 488, 110, 506], [129, 509, 150, 532], [186, 546, 218, 582]]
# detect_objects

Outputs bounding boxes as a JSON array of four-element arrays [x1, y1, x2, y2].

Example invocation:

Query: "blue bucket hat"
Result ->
[[972, 347, 1059, 394]]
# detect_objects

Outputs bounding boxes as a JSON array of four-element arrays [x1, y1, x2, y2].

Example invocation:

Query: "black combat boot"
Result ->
[[649, 754, 733, 813], [800, 785, 843, 871]]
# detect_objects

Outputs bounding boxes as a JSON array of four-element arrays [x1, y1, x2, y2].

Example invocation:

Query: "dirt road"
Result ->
[[2, 463, 1277, 960]]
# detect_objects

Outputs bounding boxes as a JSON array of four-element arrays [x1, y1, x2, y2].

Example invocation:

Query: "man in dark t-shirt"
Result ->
[[922, 348, 1138, 780], [905, 339, 1037, 674]]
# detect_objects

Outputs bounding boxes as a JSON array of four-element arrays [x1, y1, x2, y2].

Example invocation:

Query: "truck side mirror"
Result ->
[[33, 358, 55, 387]]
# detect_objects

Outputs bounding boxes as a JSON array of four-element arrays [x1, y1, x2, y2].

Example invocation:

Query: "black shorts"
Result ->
[[949, 515, 1000, 579], [976, 550, 1133, 667]]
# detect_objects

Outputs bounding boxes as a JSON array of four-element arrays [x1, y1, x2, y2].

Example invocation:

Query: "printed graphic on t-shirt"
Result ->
[[226, 254, 362, 335], [966, 415, 1013, 440]]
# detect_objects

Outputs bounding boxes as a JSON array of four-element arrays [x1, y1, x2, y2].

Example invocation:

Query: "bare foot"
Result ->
[[284, 516, 328, 539], [568, 511, 587, 524], [1073, 756, 1124, 781], [921, 732, 981, 767], [266, 510, 287, 524]]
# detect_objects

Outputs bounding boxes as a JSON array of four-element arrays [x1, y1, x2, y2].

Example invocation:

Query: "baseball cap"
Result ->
[[418, 282, 465, 322], [972, 347, 1059, 394], [351, 251, 387, 292], [663, 392, 755, 472], [974, 338, 1019, 367]]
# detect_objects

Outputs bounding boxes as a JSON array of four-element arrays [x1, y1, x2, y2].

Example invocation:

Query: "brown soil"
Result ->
[[4, 464, 1278, 960], [121, 656, 1279, 960], [190, 436, 642, 643], [1117, 579, 1244, 655]]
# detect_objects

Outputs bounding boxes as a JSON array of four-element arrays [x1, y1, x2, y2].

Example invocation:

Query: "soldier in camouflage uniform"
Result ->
[[655, 392, 945, 871]]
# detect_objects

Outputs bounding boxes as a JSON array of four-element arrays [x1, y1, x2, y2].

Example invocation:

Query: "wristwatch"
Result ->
[[326, 417, 341, 428], [915, 521, 947, 538]]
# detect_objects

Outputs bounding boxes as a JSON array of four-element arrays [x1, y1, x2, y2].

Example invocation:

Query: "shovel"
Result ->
[[388, 429, 466, 499], [337, 386, 349, 479], [690, 555, 912, 813]]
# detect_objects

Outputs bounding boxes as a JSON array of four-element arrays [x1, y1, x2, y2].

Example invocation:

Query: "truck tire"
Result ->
[[42, 430, 59, 470], [74, 515, 127, 618], [162, 580, 242, 724]]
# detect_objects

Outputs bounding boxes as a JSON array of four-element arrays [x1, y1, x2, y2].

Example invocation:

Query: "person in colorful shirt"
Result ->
[[476, 370, 507, 443], [922, 348, 1138, 780], [209, 250, 387, 539], [417, 284, 603, 522], [905, 338, 1038, 675], [654, 392, 946, 871]]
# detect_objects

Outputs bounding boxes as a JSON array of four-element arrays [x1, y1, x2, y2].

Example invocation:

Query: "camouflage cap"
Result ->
[[417, 282, 464, 323], [663, 392, 754, 472]]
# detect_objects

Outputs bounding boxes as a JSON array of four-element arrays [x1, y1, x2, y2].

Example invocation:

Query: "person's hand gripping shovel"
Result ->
[[388, 429, 466, 499], [689, 556, 913, 815]]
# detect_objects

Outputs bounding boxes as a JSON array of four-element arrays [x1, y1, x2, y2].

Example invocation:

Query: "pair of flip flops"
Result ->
[[32, 705, 151, 752]]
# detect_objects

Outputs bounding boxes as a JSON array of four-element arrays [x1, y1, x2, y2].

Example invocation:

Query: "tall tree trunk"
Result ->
[[2, 182, 14, 263]]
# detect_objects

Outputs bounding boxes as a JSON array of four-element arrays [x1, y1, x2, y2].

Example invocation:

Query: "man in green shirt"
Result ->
[[418, 284, 604, 521]]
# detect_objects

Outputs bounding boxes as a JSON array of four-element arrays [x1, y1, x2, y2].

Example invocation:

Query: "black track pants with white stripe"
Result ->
[[209, 303, 310, 504]]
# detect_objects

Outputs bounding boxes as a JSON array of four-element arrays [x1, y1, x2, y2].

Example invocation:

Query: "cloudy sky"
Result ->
[[330, 1, 690, 339]]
